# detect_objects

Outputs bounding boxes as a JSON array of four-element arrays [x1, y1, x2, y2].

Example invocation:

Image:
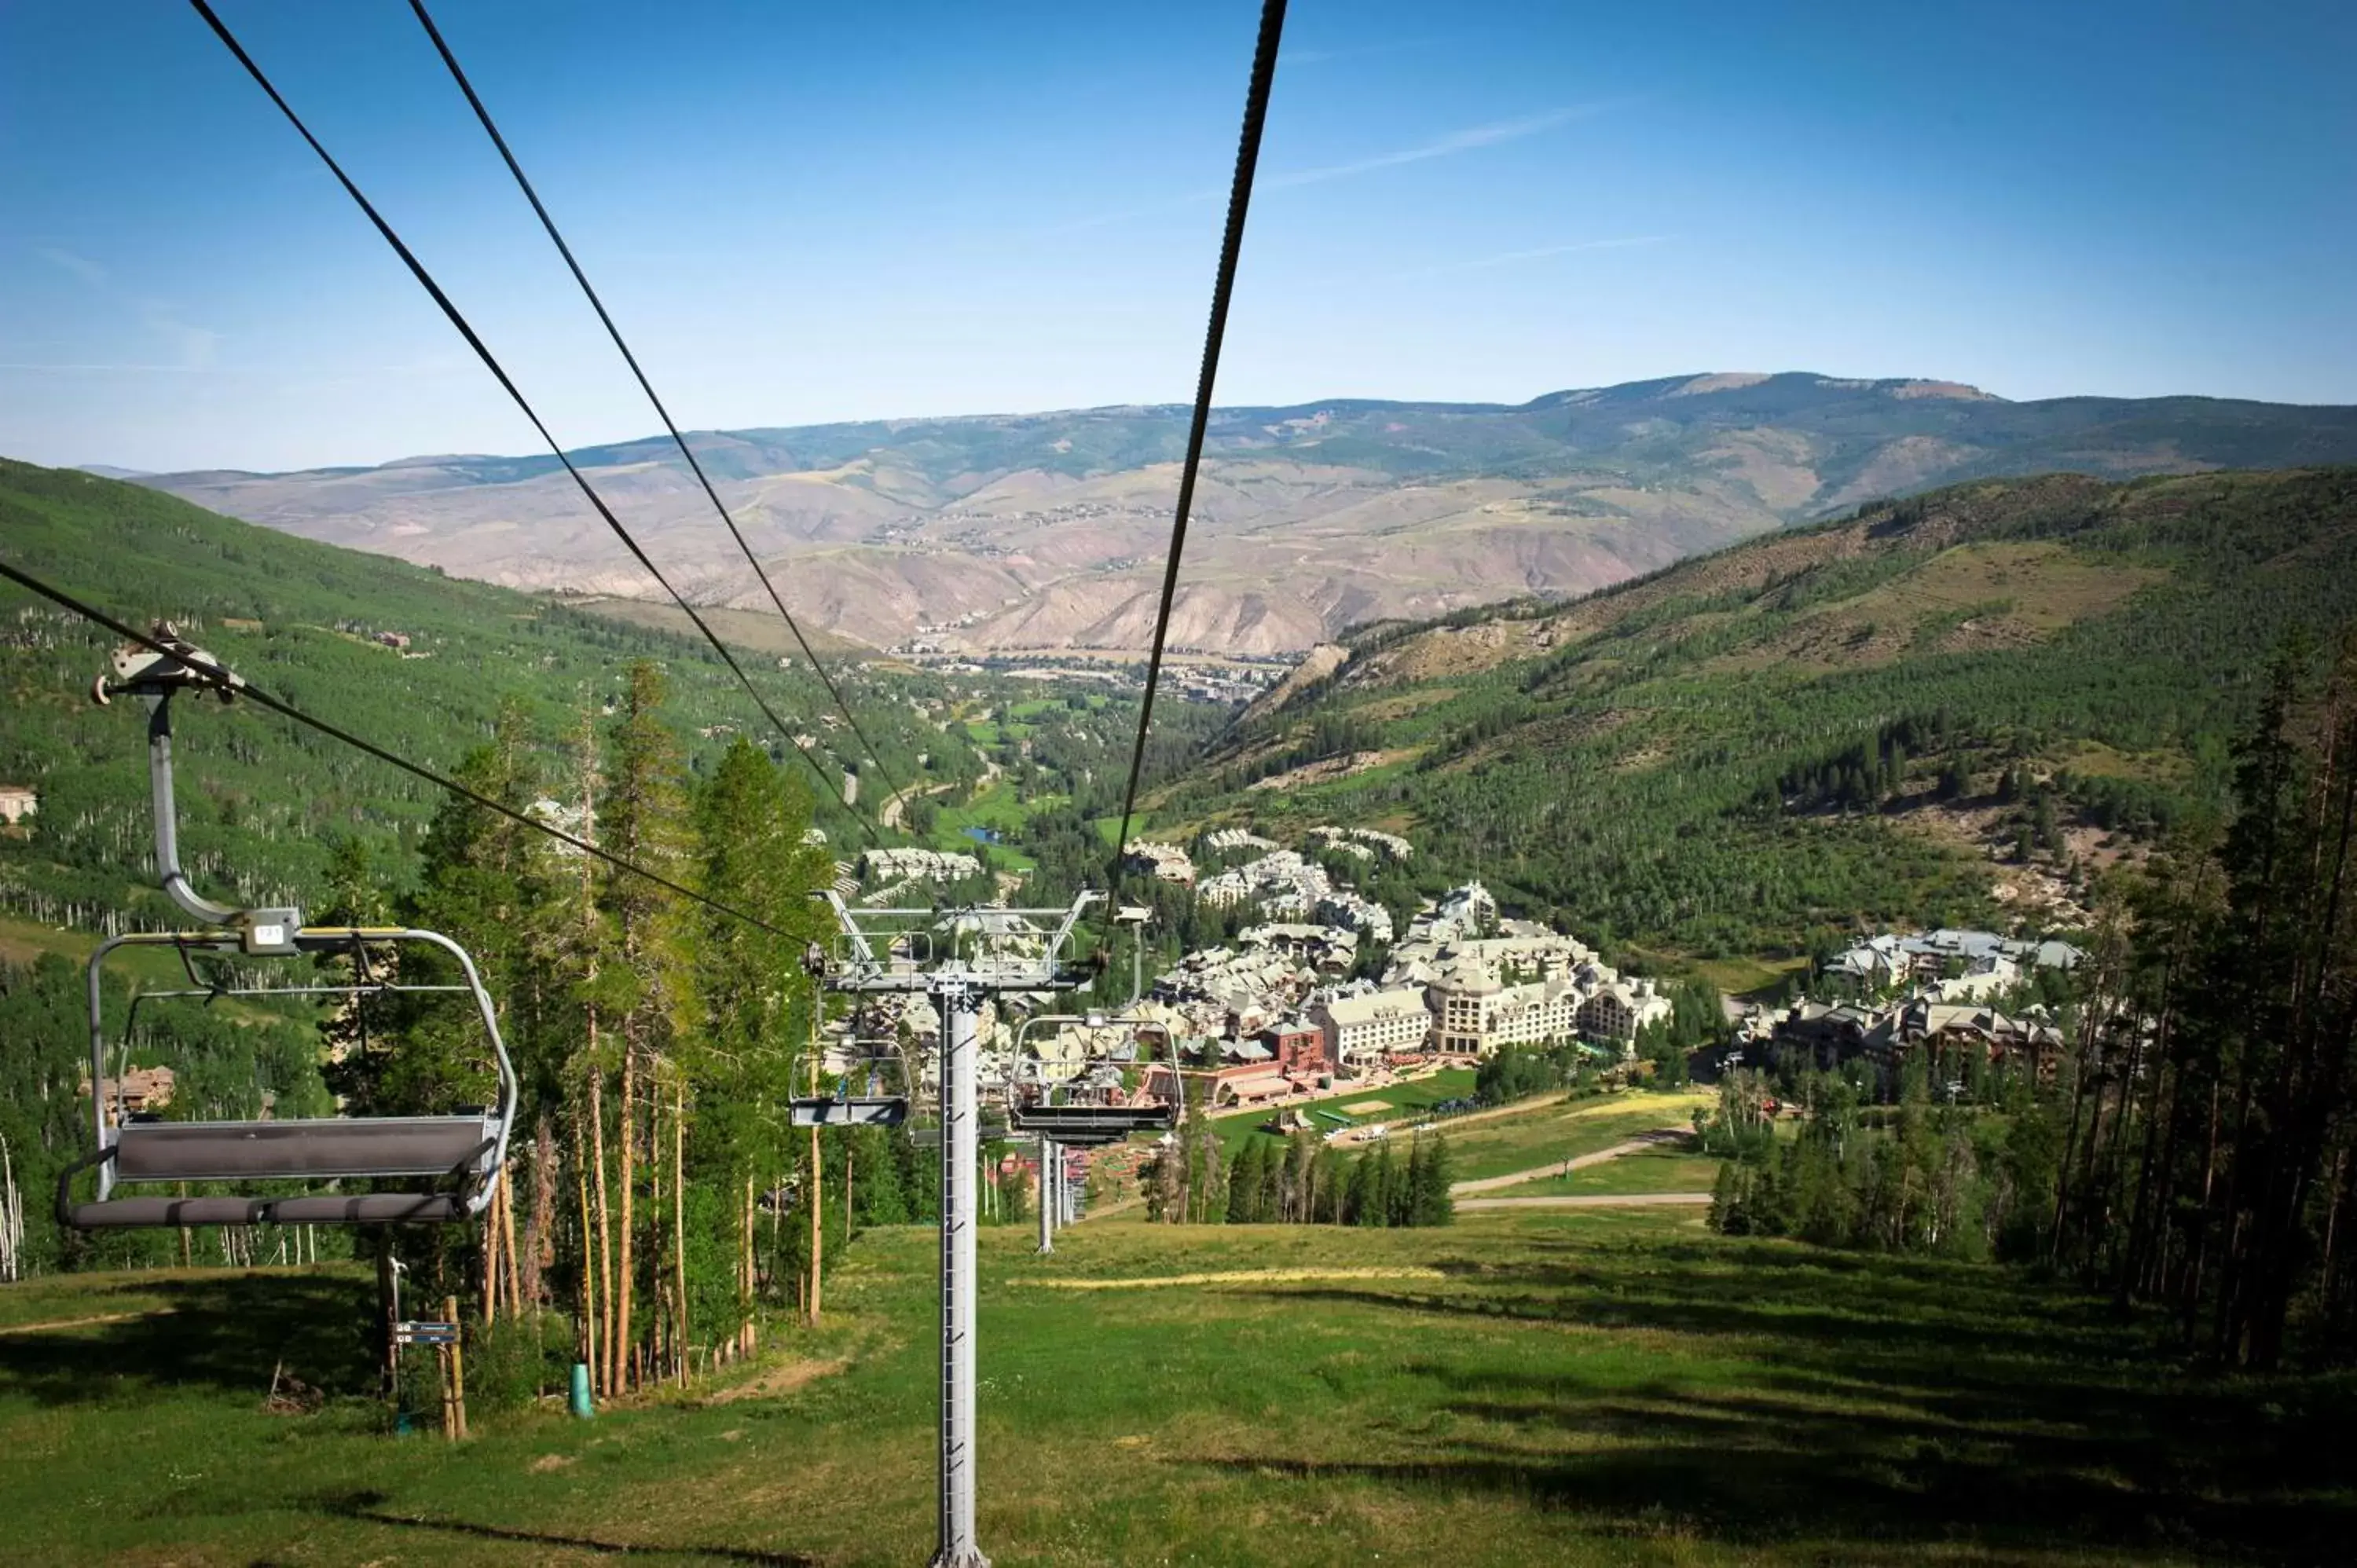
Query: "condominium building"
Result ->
[[1424, 968, 1584, 1057], [1311, 986, 1432, 1066]]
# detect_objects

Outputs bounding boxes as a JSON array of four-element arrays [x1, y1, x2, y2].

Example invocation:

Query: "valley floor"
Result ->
[[2, 1213, 2350, 1566]]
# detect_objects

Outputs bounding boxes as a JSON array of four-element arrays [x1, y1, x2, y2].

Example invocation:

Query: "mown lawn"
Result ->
[[1440, 1089, 1711, 1182], [1208, 1068, 1479, 1159], [3, 1214, 2350, 1566], [1517, 1140, 1725, 1196]]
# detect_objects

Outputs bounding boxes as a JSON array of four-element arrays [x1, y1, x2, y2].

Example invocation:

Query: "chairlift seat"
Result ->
[[64, 929, 515, 1232], [789, 1096, 909, 1128], [63, 1113, 499, 1228], [64, 1192, 467, 1228], [1009, 1105, 1174, 1139], [61, 668, 520, 1232]]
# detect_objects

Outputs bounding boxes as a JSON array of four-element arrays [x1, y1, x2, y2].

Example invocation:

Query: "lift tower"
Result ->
[[816, 892, 1103, 1568]]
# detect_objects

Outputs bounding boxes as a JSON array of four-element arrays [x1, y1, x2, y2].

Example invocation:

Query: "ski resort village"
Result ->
[[818, 820, 2081, 1145]]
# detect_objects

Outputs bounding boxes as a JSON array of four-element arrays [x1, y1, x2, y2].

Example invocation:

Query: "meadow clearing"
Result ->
[[3, 1202, 2348, 1566]]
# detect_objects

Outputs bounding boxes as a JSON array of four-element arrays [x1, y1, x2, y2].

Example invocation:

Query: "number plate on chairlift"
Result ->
[[789, 1097, 909, 1127]]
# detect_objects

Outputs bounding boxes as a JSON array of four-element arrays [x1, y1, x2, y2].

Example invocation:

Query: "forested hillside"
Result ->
[[0, 458, 948, 938], [0, 463, 977, 1339], [1161, 468, 2357, 969]]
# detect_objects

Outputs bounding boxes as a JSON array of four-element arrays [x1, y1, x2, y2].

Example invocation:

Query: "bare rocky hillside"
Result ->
[[132, 373, 2357, 655]]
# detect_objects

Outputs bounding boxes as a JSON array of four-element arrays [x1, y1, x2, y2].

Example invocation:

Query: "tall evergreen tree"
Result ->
[[684, 735, 834, 1356], [1413, 1135, 1457, 1227], [599, 661, 695, 1387]]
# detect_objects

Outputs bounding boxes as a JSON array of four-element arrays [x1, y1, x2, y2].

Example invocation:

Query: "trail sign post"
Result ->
[[394, 1300, 467, 1441]]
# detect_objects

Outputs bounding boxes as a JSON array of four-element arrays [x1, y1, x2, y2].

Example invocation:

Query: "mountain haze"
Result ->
[[135, 374, 2357, 655]]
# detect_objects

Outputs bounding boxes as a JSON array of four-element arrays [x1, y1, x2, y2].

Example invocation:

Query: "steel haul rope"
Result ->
[[403, 0, 908, 815], [1107, 0, 1287, 887], [185, 0, 878, 846]]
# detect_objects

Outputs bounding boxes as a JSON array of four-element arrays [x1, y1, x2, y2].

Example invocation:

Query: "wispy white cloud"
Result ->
[[1049, 101, 1619, 233], [1046, 185, 1226, 236], [137, 306, 222, 371], [1266, 104, 1608, 191], [0, 356, 462, 380], [0, 361, 229, 373], [35, 246, 108, 286], [29, 244, 222, 371], [1387, 233, 1672, 282]]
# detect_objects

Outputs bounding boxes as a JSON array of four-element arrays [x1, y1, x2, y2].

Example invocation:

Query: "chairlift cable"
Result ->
[[1107, 0, 1285, 884], [0, 555, 794, 940], [185, 0, 876, 847], [402, 0, 909, 815]]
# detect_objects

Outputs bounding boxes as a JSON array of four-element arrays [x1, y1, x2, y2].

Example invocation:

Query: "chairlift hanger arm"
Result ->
[[1045, 892, 1104, 968]]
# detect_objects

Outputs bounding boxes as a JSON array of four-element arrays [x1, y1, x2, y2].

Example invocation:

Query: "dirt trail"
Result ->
[[1457, 1192, 1712, 1211], [707, 1356, 849, 1404], [1024, 1266, 1447, 1291], [0, 1308, 176, 1336], [1452, 1127, 1695, 1195], [1078, 1192, 1149, 1221], [1317, 1083, 1687, 1146]]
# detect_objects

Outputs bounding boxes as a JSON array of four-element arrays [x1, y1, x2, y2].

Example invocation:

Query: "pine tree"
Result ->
[[1226, 1140, 1264, 1223], [1343, 1149, 1376, 1226], [599, 661, 694, 1387], [1312, 1145, 1346, 1223], [684, 736, 834, 1355], [1709, 1159, 1738, 1231], [1414, 1135, 1456, 1227]]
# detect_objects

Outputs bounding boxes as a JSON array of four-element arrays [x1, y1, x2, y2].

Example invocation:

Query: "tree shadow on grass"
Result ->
[[0, 1272, 376, 1407], [1218, 1248, 2357, 1565], [1190, 1442, 2347, 1566], [310, 1489, 819, 1566]]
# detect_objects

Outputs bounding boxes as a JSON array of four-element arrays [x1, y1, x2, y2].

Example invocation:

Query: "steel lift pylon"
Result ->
[[815, 892, 1105, 1568]]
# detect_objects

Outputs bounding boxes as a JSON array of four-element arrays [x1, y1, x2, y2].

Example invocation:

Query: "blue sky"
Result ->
[[2, 0, 2352, 473]]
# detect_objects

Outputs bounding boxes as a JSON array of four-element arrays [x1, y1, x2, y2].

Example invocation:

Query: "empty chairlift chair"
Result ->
[[57, 630, 516, 1229], [1005, 1007, 1180, 1148], [1004, 906, 1178, 1148]]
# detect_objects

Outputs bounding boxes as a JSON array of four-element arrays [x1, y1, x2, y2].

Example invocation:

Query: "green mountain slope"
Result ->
[[0, 459, 940, 936], [1153, 467, 2357, 969]]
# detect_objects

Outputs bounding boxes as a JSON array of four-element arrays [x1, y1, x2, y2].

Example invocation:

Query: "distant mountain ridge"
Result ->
[[128, 373, 2357, 655]]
